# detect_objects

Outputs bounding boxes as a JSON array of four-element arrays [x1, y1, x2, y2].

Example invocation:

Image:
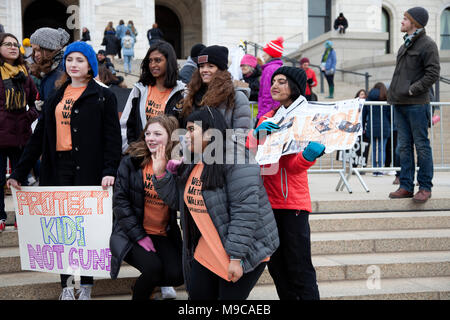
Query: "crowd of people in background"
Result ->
[[0, 5, 441, 300]]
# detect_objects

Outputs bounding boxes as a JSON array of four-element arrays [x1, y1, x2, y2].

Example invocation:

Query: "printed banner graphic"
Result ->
[[12, 186, 113, 278], [255, 97, 364, 165]]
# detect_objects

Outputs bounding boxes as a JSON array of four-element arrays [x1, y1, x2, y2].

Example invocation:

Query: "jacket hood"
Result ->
[[235, 85, 250, 99]]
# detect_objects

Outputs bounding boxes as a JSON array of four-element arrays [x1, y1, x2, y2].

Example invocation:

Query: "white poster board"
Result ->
[[255, 97, 364, 165], [12, 186, 113, 278]]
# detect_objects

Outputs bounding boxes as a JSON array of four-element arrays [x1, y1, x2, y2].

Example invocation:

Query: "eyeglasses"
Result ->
[[148, 57, 164, 64], [1, 42, 20, 49]]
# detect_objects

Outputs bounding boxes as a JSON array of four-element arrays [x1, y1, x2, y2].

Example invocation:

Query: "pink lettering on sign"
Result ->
[[16, 191, 109, 216], [27, 244, 111, 271]]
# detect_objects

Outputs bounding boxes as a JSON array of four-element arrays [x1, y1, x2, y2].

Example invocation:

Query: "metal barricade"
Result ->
[[308, 102, 450, 193]]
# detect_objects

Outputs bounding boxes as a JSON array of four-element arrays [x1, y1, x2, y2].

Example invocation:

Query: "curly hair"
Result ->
[[126, 115, 179, 168], [181, 68, 235, 118]]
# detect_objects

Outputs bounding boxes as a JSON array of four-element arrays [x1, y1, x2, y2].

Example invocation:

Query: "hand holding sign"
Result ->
[[152, 144, 167, 178], [101, 176, 115, 190], [7, 178, 21, 190]]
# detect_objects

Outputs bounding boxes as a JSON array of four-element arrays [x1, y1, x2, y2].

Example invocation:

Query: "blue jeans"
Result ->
[[123, 55, 132, 73], [394, 104, 433, 192], [372, 137, 388, 169]]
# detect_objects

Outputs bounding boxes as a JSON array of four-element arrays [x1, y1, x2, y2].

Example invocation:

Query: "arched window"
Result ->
[[441, 7, 450, 50], [381, 7, 391, 54]]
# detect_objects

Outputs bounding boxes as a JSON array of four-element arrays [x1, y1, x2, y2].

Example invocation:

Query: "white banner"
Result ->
[[255, 97, 364, 165], [12, 186, 113, 278]]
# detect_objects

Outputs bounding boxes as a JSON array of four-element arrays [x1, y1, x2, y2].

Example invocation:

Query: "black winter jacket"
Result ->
[[387, 29, 440, 105], [243, 65, 261, 102], [109, 155, 182, 279], [153, 154, 279, 292], [102, 34, 121, 56], [10, 79, 122, 186]]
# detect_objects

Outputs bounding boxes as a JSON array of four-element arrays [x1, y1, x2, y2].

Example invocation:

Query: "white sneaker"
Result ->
[[161, 286, 177, 300], [387, 171, 397, 176], [59, 287, 76, 300], [77, 286, 92, 300]]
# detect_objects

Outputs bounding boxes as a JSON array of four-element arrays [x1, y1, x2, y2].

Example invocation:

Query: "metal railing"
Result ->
[[307, 102, 450, 193], [243, 40, 371, 93]]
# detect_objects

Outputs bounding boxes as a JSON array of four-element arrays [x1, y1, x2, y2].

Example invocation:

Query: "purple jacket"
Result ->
[[0, 75, 39, 148], [257, 58, 283, 119]]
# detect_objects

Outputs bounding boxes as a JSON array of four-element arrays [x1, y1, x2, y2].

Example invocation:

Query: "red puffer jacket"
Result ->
[[247, 109, 316, 212]]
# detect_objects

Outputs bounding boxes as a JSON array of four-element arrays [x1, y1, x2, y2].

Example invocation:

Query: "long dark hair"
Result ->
[[0, 33, 25, 66], [139, 41, 178, 88], [179, 107, 229, 191]]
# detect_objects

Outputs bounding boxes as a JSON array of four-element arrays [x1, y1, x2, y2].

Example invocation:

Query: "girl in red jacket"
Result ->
[[248, 66, 325, 300]]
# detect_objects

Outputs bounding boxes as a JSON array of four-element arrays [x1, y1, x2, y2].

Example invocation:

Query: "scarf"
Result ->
[[0, 63, 28, 111], [322, 47, 332, 63], [403, 28, 423, 48]]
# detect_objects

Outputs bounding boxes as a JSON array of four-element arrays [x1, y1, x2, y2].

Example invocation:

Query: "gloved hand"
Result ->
[[137, 236, 156, 253], [302, 142, 326, 162], [166, 158, 183, 174], [307, 78, 314, 85], [253, 121, 280, 138]]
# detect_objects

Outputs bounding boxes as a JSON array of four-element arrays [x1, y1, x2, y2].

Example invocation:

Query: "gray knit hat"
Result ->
[[30, 27, 70, 51], [405, 7, 429, 28]]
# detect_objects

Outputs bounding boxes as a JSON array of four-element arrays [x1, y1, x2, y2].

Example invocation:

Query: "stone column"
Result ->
[[6, 0, 22, 39], [79, 0, 96, 37], [201, 0, 220, 45], [137, 0, 155, 58]]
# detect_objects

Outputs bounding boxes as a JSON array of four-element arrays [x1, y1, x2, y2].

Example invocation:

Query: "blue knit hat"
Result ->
[[63, 41, 98, 77]]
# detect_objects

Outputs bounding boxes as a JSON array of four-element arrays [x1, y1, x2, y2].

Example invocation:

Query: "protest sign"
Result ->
[[255, 96, 364, 165], [12, 186, 113, 278]]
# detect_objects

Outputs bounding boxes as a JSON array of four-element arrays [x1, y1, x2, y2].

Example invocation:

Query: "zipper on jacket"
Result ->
[[280, 167, 288, 202]]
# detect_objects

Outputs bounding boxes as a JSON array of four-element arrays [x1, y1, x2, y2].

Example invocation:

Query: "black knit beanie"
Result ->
[[271, 66, 307, 97], [190, 43, 206, 58], [197, 45, 229, 71], [405, 7, 429, 28]]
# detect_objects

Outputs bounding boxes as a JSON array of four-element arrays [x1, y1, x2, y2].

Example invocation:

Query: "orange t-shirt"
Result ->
[[145, 86, 172, 120], [143, 162, 170, 236], [55, 85, 86, 151], [184, 163, 231, 281]]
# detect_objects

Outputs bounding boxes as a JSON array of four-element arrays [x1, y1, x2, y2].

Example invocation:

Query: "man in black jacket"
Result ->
[[334, 13, 348, 34], [387, 7, 440, 203]]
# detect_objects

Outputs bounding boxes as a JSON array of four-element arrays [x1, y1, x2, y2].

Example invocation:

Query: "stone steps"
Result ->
[[2, 194, 450, 300], [93, 275, 450, 300]]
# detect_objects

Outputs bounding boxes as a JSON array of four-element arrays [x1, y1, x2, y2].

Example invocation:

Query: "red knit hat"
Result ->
[[263, 37, 284, 58]]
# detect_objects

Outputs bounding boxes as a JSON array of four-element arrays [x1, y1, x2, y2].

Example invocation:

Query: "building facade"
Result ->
[[0, 0, 449, 60]]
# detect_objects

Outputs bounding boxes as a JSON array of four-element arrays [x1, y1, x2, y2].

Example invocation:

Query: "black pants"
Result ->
[[56, 151, 94, 288], [189, 259, 266, 300], [268, 210, 320, 300], [0, 147, 24, 221], [124, 234, 183, 300], [325, 73, 334, 88]]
